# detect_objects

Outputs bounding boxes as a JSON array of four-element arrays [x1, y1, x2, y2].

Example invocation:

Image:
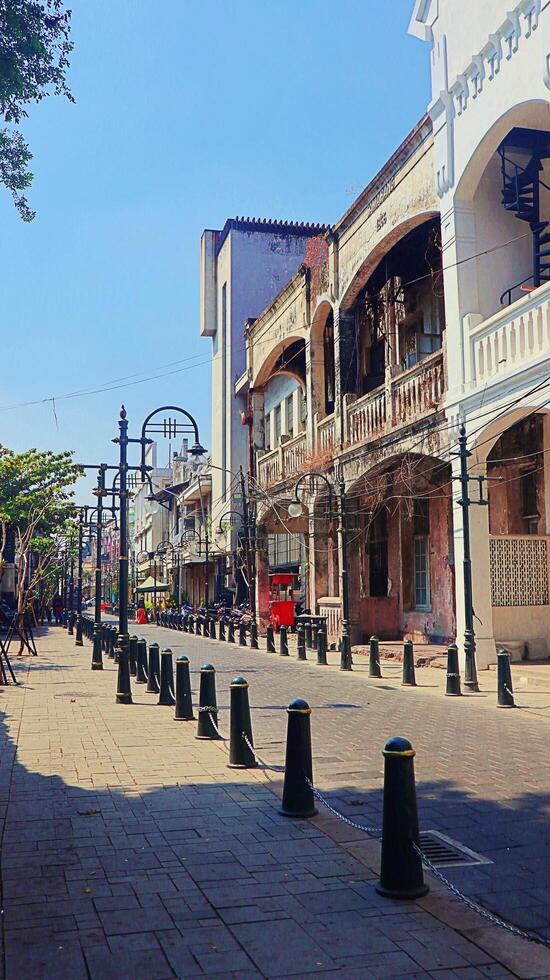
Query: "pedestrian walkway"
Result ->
[[1, 629, 549, 978]]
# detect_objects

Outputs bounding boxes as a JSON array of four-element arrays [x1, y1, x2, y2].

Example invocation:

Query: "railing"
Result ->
[[470, 281, 550, 386], [257, 447, 281, 487], [257, 431, 307, 488], [347, 388, 386, 445], [282, 431, 307, 476], [318, 596, 341, 644], [344, 349, 444, 449], [316, 413, 335, 454], [392, 354, 444, 424]]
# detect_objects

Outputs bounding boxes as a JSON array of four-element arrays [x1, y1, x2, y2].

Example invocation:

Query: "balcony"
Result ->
[[344, 349, 445, 449], [469, 281, 550, 388], [315, 412, 335, 455], [256, 431, 307, 488]]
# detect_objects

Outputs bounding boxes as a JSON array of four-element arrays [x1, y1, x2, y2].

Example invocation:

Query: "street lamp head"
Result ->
[[288, 499, 304, 519], [189, 441, 207, 457]]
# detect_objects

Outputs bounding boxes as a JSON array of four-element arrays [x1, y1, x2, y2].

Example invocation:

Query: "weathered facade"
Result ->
[[411, 0, 550, 666], [247, 119, 456, 644]]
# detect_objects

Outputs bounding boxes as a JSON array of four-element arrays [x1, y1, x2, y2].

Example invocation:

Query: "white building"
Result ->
[[132, 441, 172, 584], [410, 0, 550, 665], [200, 217, 327, 600]]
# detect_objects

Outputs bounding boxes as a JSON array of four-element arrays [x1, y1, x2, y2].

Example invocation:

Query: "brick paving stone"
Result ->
[[230, 919, 337, 975], [1, 628, 549, 978], [84, 945, 175, 979]]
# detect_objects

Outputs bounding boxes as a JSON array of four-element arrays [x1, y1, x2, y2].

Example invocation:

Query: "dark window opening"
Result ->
[[413, 498, 430, 535], [323, 314, 335, 415], [369, 508, 388, 597]]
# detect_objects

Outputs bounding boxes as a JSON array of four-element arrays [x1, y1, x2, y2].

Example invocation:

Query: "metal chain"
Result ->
[[241, 732, 285, 772], [303, 779, 550, 948], [203, 709, 227, 740], [412, 842, 550, 948], [304, 776, 382, 835]]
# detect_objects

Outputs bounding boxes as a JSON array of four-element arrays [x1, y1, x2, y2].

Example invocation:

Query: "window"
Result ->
[[368, 509, 388, 597], [323, 315, 335, 414], [414, 536, 430, 609], [286, 395, 294, 437], [265, 411, 271, 451], [268, 532, 305, 567], [274, 404, 282, 445], [298, 387, 306, 431], [413, 498, 430, 535]]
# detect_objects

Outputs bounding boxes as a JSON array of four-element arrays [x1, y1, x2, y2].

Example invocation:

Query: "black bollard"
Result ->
[[75, 615, 83, 647], [183, 616, 188, 633], [129, 635, 138, 677], [228, 620, 235, 643], [266, 624, 276, 653], [402, 640, 417, 687], [228, 676, 257, 769], [91, 624, 103, 671], [188, 614, 194, 634], [316, 627, 327, 666], [219, 619, 226, 642], [67, 612, 74, 636], [376, 736, 428, 899], [280, 699, 316, 818], [209, 617, 217, 640], [445, 644, 461, 696], [115, 638, 133, 705], [250, 619, 259, 650], [196, 616, 202, 637], [238, 620, 247, 647], [196, 664, 221, 740], [146, 642, 161, 694], [158, 648, 176, 706], [112, 626, 120, 663], [136, 638, 148, 683], [369, 636, 382, 678], [101, 624, 107, 653], [174, 655, 194, 720], [497, 648, 515, 708], [279, 625, 289, 657], [297, 624, 307, 661], [305, 620, 313, 651]]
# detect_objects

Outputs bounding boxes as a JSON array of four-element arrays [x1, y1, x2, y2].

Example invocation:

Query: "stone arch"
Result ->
[[339, 210, 440, 312], [455, 99, 550, 202], [310, 298, 336, 419], [453, 99, 550, 316], [252, 336, 306, 390]]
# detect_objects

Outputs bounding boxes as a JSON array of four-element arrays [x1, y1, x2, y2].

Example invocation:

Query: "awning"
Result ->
[[135, 576, 170, 594]]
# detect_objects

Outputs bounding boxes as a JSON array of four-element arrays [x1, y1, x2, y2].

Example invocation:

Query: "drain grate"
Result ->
[[419, 830, 492, 868]]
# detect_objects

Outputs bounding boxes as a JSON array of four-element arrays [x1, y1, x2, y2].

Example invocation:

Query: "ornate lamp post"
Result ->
[[216, 507, 256, 615], [288, 470, 352, 671]]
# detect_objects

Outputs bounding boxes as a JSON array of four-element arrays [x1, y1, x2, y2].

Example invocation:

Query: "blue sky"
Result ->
[[0, 0, 429, 500]]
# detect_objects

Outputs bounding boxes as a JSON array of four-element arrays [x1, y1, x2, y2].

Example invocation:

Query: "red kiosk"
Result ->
[[269, 573, 295, 632]]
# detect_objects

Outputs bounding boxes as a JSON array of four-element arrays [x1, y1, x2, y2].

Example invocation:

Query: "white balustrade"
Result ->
[[392, 354, 444, 424], [317, 413, 335, 454], [318, 596, 342, 644], [471, 282, 550, 386], [282, 431, 307, 476], [346, 388, 386, 445], [257, 432, 307, 488]]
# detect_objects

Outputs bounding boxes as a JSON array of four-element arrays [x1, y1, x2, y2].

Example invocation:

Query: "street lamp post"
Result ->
[[104, 405, 205, 702], [216, 505, 256, 615], [289, 470, 352, 671]]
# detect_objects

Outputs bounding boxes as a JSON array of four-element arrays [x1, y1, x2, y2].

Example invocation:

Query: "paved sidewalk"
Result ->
[[0, 630, 549, 978]]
